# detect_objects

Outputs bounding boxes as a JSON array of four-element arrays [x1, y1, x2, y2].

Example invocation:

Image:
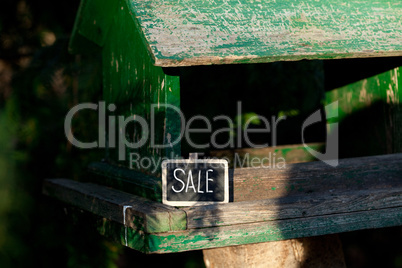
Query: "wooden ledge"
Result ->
[[43, 179, 185, 233], [88, 153, 402, 202], [43, 153, 402, 253]]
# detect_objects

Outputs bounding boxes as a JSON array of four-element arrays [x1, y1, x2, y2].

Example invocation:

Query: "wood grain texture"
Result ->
[[86, 151, 402, 203], [73, 202, 402, 253], [127, 0, 402, 66], [325, 66, 402, 157], [42, 179, 186, 233], [102, 0, 181, 172], [44, 151, 402, 253], [326, 67, 401, 124], [148, 206, 402, 253], [203, 235, 346, 268], [184, 187, 402, 229], [210, 143, 324, 168], [69, 0, 182, 172], [231, 152, 402, 201]]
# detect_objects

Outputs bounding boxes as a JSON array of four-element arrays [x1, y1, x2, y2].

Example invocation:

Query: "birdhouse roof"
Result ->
[[71, 0, 402, 67]]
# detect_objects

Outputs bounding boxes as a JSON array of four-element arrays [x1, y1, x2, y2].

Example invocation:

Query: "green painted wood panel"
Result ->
[[102, 0, 181, 173], [69, 0, 117, 54], [325, 66, 401, 157], [325, 67, 401, 124], [127, 0, 402, 66]]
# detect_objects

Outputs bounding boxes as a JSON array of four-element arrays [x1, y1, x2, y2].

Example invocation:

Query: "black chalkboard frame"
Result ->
[[161, 159, 229, 206]]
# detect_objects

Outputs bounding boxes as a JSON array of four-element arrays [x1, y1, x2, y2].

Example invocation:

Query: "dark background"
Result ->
[[1, 0, 402, 267]]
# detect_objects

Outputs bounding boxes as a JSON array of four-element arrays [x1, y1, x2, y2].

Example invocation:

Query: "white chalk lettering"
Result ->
[[172, 169, 185, 193]]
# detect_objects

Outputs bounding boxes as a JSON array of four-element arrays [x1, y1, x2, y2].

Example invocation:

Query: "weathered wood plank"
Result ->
[[210, 143, 323, 168], [69, 152, 402, 216], [87, 162, 162, 201], [62, 206, 150, 251], [127, 0, 402, 66], [45, 163, 402, 254], [147, 206, 402, 253], [325, 66, 402, 158], [44, 153, 402, 253], [232, 153, 402, 201], [87, 152, 402, 203], [184, 187, 402, 229], [42, 179, 186, 233], [103, 0, 181, 172], [66, 199, 402, 253]]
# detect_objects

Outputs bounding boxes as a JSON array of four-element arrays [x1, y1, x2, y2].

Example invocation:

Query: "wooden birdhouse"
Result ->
[[44, 0, 402, 265]]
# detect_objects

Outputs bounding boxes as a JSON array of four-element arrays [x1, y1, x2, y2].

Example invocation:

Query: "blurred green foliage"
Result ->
[[0, 0, 123, 266], [0, 35, 122, 266]]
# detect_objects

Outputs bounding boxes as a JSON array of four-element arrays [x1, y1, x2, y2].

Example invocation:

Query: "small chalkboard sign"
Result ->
[[162, 159, 229, 206]]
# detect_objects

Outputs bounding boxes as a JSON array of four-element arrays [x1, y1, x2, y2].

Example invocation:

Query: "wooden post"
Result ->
[[204, 146, 348, 268], [203, 235, 346, 268]]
